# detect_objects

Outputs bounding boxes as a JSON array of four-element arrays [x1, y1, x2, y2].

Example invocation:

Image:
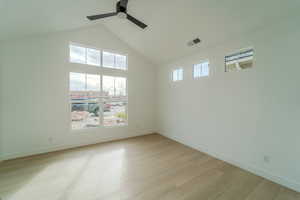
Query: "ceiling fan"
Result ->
[[87, 0, 148, 29]]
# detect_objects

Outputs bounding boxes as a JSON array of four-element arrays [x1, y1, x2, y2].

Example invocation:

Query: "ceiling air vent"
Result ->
[[187, 38, 201, 47]]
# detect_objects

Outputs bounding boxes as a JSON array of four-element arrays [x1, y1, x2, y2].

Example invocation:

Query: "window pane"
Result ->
[[70, 72, 86, 91], [103, 102, 127, 126], [194, 62, 209, 78], [201, 62, 209, 76], [173, 70, 178, 81], [70, 45, 86, 64], [86, 74, 100, 92], [225, 49, 254, 72], [115, 77, 127, 96], [178, 69, 183, 80], [194, 64, 201, 78], [173, 69, 183, 81], [115, 54, 127, 70], [103, 76, 115, 96], [103, 51, 115, 68], [71, 102, 100, 129], [86, 74, 101, 101], [87, 48, 101, 66]]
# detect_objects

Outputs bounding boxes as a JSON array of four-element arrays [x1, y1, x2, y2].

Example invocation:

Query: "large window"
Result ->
[[69, 73, 127, 129], [225, 49, 254, 72], [172, 68, 183, 82], [194, 61, 209, 78], [69, 43, 128, 130]]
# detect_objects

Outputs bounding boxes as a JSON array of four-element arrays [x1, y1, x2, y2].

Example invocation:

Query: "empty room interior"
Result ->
[[1, 0, 300, 199]]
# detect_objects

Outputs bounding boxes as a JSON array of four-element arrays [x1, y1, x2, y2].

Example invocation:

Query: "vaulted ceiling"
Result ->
[[0, 0, 299, 64]]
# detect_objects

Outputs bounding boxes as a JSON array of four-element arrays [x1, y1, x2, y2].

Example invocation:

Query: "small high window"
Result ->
[[194, 61, 209, 78], [225, 49, 254, 72], [172, 68, 183, 82]]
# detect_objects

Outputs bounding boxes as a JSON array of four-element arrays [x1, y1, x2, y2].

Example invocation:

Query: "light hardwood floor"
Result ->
[[0, 134, 299, 200]]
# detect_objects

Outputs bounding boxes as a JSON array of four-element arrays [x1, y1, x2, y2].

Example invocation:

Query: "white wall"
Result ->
[[0, 25, 156, 160], [0, 47, 3, 158], [156, 16, 300, 192]]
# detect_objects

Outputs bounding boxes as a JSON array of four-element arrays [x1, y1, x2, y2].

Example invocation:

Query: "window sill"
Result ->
[[71, 124, 128, 132]]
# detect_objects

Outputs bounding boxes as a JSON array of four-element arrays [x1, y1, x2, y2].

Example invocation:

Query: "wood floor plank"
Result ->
[[0, 134, 299, 200], [274, 188, 300, 200], [245, 180, 281, 200]]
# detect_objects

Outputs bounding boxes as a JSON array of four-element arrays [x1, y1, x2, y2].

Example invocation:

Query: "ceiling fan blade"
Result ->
[[120, 0, 129, 8], [127, 14, 147, 29], [87, 12, 117, 20]]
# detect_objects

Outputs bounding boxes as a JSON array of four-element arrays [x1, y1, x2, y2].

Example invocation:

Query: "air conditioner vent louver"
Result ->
[[187, 38, 201, 47]]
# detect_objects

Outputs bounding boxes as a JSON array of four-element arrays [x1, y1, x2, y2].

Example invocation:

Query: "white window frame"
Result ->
[[102, 50, 128, 71], [101, 75, 128, 127], [172, 68, 183, 82], [193, 60, 210, 79], [225, 48, 254, 72], [69, 42, 102, 67], [69, 43, 128, 70], [69, 72, 102, 130], [69, 73, 128, 130], [69, 42, 129, 131]]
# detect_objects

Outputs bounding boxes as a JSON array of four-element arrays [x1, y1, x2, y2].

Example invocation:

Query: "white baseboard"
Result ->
[[0, 132, 153, 161], [160, 133, 300, 193]]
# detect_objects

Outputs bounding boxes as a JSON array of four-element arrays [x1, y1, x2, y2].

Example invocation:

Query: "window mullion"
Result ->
[[201, 63, 203, 76], [114, 77, 116, 96], [101, 51, 103, 67], [85, 48, 87, 64], [99, 74, 102, 125], [114, 54, 116, 69]]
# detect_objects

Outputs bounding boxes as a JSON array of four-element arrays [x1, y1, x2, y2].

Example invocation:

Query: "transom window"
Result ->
[[172, 68, 183, 82], [69, 43, 127, 70], [103, 51, 127, 70], [70, 44, 101, 66], [194, 61, 209, 78]]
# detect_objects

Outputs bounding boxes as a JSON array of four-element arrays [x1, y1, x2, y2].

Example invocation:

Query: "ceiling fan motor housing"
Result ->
[[117, 1, 127, 13], [87, 0, 147, 29]]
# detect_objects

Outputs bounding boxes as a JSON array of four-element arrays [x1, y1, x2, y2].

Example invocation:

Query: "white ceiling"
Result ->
[[1, 0, 299, 64]]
